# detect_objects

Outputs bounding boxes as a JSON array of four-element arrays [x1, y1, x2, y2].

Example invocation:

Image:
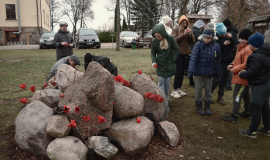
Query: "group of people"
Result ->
[[151, 16, 270, 138]]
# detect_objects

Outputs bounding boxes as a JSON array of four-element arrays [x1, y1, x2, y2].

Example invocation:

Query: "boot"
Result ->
[[195, 100, 205, 115], [221, 113, 238, 123], [204, 100, 212, 115]]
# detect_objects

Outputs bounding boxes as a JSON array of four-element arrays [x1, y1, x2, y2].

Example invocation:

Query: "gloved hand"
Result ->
[[187, 72, 194, 78]]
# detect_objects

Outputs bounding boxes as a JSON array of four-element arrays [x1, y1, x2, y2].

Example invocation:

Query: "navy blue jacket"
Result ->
[[188, 35, 221, 76], [216, 32, 239, 67], [239, 43, 270, 86]]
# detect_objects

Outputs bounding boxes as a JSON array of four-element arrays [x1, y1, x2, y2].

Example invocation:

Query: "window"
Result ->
[[6, 4, 16, 19]]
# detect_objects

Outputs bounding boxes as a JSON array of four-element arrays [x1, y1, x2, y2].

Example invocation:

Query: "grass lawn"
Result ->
[[0, 48, 269, 160]]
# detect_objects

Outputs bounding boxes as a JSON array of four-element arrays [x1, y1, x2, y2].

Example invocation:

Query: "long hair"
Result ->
[[178, 20, 187, 35], [160, 37, 168, 50]]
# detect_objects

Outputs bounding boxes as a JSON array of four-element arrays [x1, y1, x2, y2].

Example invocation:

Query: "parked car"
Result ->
[[144, 30, 153, 39], [39, 31, 56, 49], [120, 31, 144, 48], [75, 28, 101, 49]]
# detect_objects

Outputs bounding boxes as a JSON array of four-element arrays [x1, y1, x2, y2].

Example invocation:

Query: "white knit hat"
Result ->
[[162, 16, 172, 24]]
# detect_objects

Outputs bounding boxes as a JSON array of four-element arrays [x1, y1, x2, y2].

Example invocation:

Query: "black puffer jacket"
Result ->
[[53, 29, 75, 61], [227, 26, 239, 58], [190, 26, 202, 50], [239, 43, 270, 86]]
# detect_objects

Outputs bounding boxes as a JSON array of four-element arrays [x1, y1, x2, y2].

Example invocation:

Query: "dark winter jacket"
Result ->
[[190, 26, 203, 50], [53, 29, 75, 61], [239, 43, 270, 86], [188, 35, 221, 76], [227, 26, 239, 58], [46, 56, 70, 82], [216, 32, 239, 67], [151, 24, 180, 78]]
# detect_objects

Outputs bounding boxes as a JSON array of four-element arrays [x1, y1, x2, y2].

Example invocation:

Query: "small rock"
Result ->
[[179, 154, 184, 158], [157, 121, 179, 147], [203, 151, 206, 154], [31, 89, 60, 108], [202, 123, 208, 127], [86, 136, 118, 158], [46, 114, 71, 138], [217, 136, 224, 140]]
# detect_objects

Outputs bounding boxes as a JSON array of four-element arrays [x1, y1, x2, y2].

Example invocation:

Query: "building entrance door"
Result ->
[[5, 31, 20, 44]]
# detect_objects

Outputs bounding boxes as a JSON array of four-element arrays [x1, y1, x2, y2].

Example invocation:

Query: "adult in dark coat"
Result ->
[[53, 22, 75, 61], [238, 33, 270, 138]]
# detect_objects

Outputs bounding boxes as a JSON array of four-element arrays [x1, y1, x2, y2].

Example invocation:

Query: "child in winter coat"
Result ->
[[187, 23, 221, 115], [151, 24, 180, 99], [238, 33, 270, 138], [221, 29, 253, 123]]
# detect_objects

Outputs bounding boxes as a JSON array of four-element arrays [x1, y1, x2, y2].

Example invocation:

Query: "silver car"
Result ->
[[120, 31, 144, 48], [39, 32, 56, 49]]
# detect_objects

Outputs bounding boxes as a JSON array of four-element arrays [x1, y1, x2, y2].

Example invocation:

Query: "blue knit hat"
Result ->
[[216, 23, 227, 35], [248, 32, 264, 48], [202, 23, 215, 38]]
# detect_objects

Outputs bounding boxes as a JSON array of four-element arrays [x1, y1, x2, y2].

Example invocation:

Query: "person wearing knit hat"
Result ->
[[223, 19, 231, 27], [211, 22, 239, 105], [160, 16, 172, 34], [221, 28, 253, 123], [187, 22, 221, 115], [238, 32, 270, 138], [171, 15, 196, 98]]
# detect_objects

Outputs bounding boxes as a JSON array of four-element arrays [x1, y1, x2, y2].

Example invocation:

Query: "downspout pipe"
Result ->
[[13, 0, 21, 34]]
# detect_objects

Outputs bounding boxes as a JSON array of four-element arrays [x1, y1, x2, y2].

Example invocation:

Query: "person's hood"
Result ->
[[198, 35, 218, 42], [227, 26, 238, 34], [193, 20, 205, 29], [152, 24, 168, 39], [192, 26, 200, 31], [254, 43, 270, 56], [178, 15, 188, 25], [58, 29, 70, 33]]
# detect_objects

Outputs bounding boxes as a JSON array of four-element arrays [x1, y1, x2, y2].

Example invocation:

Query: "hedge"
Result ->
[[98, 31, 117, 43]]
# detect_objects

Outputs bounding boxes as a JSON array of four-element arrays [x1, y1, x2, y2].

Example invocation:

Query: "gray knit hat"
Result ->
[[70, 55, 80, 65], [59, 21, 68, 27], [202, 23, 215, 38]]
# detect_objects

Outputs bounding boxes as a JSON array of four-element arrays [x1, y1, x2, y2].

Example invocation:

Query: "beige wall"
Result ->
[[0, 0, 50, 31]]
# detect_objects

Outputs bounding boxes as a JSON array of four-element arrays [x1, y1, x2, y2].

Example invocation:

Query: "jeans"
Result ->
[[195, 75, 213, 101], [232, 84, 250, 115], [174, 55, 189, 89], [158, 76, 172, 99], [249, 81, 270, 132], [211, 65, 230, 98], [225, 72, 233, 89]]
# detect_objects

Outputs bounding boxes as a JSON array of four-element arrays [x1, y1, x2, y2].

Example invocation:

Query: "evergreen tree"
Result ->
[[122, 18, 128, 31]]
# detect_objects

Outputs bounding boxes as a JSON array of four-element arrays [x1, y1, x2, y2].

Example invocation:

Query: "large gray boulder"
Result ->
[[106, 116, 154, 155], [58, 62, 115, 138], [158, 121, 179, 147], [130, 74, 169, 122], [114, 85, 144, 119], [31, 89, 60, 108], [15, 100, 54, 157], [56, 64, 84, 93], [47, 136, 88, 160], [46, 114, 71, 138], [86, 136, 118, 158]]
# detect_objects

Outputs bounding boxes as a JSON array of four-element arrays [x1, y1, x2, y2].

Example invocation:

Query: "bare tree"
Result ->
[[116, 0, 120, 51], [50, 0, 62, 31]]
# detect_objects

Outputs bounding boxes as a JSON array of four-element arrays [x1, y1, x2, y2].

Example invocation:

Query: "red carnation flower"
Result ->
[[151, 78, 154, 81], [123, 80, 131, 87], [51, 81, 56, 86], [144, 93, 154, 100], [67, 119, 76, 127], [20, 83, 26, 89], [114, 75, 124, 84], [154, 64, 158, 68], [75, 106, 80, 114], [63, 105, 70, 113], [158, 97, 165, 103], [98, 115, 107, 124], [20, 98, 28, 104], [83, 115, 90, 122], [138, 70, 142, 74], [29, 86, 35, 92], [59, 93, 64, 98], [44, 83, 48, 88], [65, 43, 68, 46], [153, 95, 160, 102], [113, 102, 115, 105]]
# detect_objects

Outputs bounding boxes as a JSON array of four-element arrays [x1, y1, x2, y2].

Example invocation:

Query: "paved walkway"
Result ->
[[0, 43, 118, 50]]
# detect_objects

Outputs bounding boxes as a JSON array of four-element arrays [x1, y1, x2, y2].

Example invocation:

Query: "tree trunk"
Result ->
[[237, 0, 244, 30], [116, 0, 120, 51], [128, 0, 131, 30]]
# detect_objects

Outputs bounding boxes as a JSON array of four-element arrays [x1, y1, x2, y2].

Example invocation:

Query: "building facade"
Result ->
[[0, 0, 50, 45]]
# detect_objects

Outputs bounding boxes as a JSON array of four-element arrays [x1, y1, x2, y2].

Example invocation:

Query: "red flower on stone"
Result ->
[[158, 97, 165, 103], [83, 115, 90, 122], [114, 75, 124, 84], [75, 106, 80, 114], [151, 78, 154, 81], [144, 93, 154, 100], [123, 80, 131, 87], [51, 81, 56, 86], [98, 115, 107, 124], [29, 86, 35, 92], [154, 64, 158, 68], [44, 83, 48, 88], [153, 95, 160, 102], [20, 83, 26, 89], [138, 70, 142, 74], [63, 105, 70, 113], [20, 98, 28, 104], [113, 102, 115, 105], [67, 120, 76, 127], [59, 93, 64, 98]]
